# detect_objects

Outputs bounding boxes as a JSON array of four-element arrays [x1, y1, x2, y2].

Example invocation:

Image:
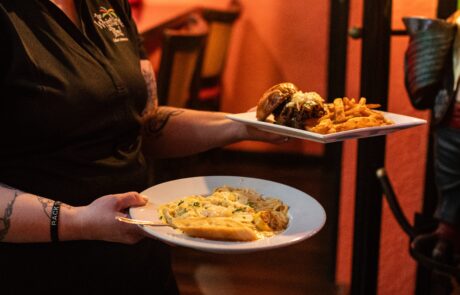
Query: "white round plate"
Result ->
[[130, 176, 326, 254]]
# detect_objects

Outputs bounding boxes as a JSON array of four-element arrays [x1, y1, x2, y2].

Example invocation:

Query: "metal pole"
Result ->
[[324, 0, 350, 282], [350, 0, 392, 294]]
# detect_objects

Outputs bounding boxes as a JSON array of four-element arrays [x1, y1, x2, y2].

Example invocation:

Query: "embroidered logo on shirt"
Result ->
[[93, 7, 128, 43]]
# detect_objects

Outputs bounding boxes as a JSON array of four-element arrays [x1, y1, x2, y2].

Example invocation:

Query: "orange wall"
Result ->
[[336, 1, 435, 295], [221, 0, 329, 155]]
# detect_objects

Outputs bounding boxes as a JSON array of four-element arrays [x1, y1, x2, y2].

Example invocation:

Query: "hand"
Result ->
[[77, 192, 149, 244], [241, 124, 290, 144], [237, 106, 291, 144]]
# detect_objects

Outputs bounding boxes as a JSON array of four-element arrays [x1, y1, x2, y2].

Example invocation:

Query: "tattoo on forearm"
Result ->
[[36, 197, 71, 220], [140, 60, 158, 116], [139, 60, 185, 139], [37, 196, 53, 219], [144, 108, 184, 137], [0, 191, 19, 241], [0, 182, 72, 241], [142, 68, 157, 105]]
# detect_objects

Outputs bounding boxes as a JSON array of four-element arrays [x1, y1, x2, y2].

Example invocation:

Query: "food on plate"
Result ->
[[256, 82, 394, 134], [172, 217, 259, 241], [306, 97, 394, 134], [256, 82, 326, 129], [157, 186, 289, 241]]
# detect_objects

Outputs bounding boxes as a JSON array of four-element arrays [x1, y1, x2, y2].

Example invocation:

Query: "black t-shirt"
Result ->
[[0, 0, 150, 204], [0, 1, 177, 293]]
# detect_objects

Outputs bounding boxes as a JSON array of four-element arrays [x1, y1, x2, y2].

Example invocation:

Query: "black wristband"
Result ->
[[50, 201, 61, 243]]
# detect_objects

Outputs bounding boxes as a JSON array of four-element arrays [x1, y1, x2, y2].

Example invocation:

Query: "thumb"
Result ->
[[115, 192, 148, 210]]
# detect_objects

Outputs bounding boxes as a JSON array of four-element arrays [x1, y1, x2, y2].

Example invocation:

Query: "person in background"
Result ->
[[0, 1, 287, 294], [407, 12, 460, 264], [429, 11, 460, 262], [429, 81, 460, 262]]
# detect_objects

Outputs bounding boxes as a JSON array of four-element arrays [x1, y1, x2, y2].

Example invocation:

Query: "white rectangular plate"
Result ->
[[226, 111, 427, 143]]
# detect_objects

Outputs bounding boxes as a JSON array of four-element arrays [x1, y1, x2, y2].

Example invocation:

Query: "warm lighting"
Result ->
[[128, 0, 143, 8]]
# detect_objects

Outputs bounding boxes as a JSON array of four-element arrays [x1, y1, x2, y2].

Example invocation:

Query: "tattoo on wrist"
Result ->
[[37, 196, 53, 219], [0, 191, 19, 241], [36, 197, 71, 220], [144, 108, 183, 137]]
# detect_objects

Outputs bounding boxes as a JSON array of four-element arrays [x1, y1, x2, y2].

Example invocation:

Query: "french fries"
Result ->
[[306, 97, 393, 134]]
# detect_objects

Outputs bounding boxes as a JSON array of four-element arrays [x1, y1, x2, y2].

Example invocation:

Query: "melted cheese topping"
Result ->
[[285, 91, 324, 111]]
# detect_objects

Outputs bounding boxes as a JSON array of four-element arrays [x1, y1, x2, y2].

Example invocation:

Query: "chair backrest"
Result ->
[[156, 13, 208, 108], [200, 0, 242, 84]]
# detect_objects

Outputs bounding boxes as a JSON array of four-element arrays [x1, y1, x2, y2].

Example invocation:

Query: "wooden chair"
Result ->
[[190, 0, 242, 110], [146, 13, 207, 184], [155, 13, 208, 108]]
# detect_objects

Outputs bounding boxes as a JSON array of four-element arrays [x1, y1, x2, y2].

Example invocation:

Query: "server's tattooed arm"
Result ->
[[0, 183, 76, 243], [137, 60, 285, 158], [36, 196, 71, 220], [139, 59, 184, 138], [0, 192, 67, 241], [0, 181, 148, 244], [140, 59, 158, 117], [0, 183, 147, 244], [143, 108, 184, 138]]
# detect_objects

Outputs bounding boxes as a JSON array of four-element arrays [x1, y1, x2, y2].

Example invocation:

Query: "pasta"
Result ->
[[157, 186, 289, 241]]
